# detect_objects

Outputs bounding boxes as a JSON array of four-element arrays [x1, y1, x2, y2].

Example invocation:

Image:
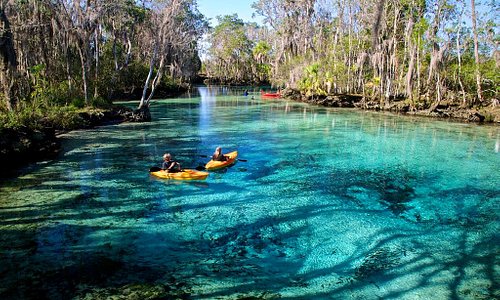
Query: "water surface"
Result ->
[[1, 86, 499, 299]]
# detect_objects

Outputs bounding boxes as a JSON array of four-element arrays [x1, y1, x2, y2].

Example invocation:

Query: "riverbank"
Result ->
[[281, 88, 500, 123], [0, 106, 140, 178], [0, 81, 192, 178]]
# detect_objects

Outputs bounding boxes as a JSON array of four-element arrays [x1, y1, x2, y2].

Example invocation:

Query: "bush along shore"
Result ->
[[281, 88, 500, 123], [0, 105, 150, 178]]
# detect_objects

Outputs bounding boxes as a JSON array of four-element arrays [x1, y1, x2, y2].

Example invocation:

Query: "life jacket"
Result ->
[[163, 160, 181, 172], [212, 152, 227, 161]]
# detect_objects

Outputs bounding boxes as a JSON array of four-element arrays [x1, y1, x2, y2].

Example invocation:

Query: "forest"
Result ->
[[0, 0, 207, 129], [0, 0, 498, 133], [205, 0, 498, 119]]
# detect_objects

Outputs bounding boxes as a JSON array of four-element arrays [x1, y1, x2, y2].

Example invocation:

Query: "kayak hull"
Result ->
[[261, 91, 281, 98], [205, 151, 238, 171], [150, 169, 209, 180]]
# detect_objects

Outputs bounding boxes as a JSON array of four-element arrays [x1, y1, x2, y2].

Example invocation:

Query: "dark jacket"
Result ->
[[163, 160, 181, 172], [212, 152, 227, 161]]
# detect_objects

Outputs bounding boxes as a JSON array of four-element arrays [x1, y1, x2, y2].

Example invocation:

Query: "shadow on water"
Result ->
[[335, 167, 418, 216], [1, 177, 498, 299]]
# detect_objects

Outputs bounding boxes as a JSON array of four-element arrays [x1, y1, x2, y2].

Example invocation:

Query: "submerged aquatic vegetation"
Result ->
[[354, 246, 406, 280]]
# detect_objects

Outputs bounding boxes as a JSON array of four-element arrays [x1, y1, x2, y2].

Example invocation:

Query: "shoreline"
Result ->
[[281, 88, 500, 124], [0, 106, 137, 179]]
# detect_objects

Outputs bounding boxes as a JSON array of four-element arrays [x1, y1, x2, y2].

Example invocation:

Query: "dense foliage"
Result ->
[[203, 15, 272, 84], [204, 0, 498, 110], [0, 0, 208, 130]]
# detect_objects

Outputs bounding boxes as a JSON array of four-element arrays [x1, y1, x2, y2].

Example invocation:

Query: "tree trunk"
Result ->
[[139, 42, 158, 109], [145, 55, 165, 104], [470, 0, 483, 104], [93, 25, 100, 99], [391, 4, 399, 96], [406, 44, 415, 100], [77, 44, 89, 106], [456, 15, 466, 106], [66, 44, 72, 103], [372, 0, 386, 49], [416, 35, 421, 101], [426, 1, 443, 103], [0, 6, 18, 111], [36, 2, 50, 76], [346, 3, 353, 93]]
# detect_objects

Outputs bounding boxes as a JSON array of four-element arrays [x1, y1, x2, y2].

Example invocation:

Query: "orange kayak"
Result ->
[[205, 151, 238, 171], [150, 169, 209, 180]]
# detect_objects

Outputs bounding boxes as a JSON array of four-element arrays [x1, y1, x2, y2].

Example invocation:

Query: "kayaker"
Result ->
[[162, 153, 181, 172], [243, 90, 249, 96], [212, 147, 228, 161]]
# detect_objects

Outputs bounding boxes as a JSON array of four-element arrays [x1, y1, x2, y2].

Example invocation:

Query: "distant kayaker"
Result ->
[[243, 90, 249, 96], [162, 153, 181, 172], [212, 147, 228, 161]]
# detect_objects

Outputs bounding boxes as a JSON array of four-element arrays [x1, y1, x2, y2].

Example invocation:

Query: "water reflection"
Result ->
[[198, 86, 216, 131]]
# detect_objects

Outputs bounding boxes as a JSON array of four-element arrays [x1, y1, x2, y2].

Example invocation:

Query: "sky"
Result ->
[[197, 0, 263, 26]]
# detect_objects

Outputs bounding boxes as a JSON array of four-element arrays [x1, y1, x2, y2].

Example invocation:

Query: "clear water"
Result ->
[[1, 86, 499, 299]]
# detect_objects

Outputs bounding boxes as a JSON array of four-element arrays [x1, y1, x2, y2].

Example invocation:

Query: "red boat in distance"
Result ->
[[260, 90, 281, 98]]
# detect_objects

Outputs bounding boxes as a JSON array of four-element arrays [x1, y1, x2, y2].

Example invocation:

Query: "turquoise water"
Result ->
[[1, 86, 499, 299]]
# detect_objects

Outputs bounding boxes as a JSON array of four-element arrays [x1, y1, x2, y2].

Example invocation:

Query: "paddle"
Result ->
[[199, 154, 247, 162], [149, 166, 206, 172]]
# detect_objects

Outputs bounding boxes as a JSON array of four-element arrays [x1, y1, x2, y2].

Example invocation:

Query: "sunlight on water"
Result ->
[[0, 86, 499, 299]]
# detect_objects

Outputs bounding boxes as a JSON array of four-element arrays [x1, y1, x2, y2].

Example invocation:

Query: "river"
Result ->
[[0, 86, 498, 299]]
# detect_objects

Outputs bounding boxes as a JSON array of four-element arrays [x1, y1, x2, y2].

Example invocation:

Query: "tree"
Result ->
[[470, 0, 483, 103], [0, 0, 208, 117], [0, 3, 18, 110], [138, 0, 207, 110], [252, 40, 272, 82], [205, 14, 255, 83]]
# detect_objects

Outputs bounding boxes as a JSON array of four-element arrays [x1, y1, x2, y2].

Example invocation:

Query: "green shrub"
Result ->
[[91, 96, 112, 108], [0, 104, 83, 131], [71, 97, 85, 108]]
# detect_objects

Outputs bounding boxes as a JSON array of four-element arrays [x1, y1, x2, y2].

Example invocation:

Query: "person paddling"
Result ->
[[212, 146, 228, 161], [162, 153, 181, 172]]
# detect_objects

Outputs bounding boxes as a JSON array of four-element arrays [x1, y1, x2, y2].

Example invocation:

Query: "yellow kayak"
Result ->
[[150, 169, 209, 180], [205, 151, 238, 171]]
